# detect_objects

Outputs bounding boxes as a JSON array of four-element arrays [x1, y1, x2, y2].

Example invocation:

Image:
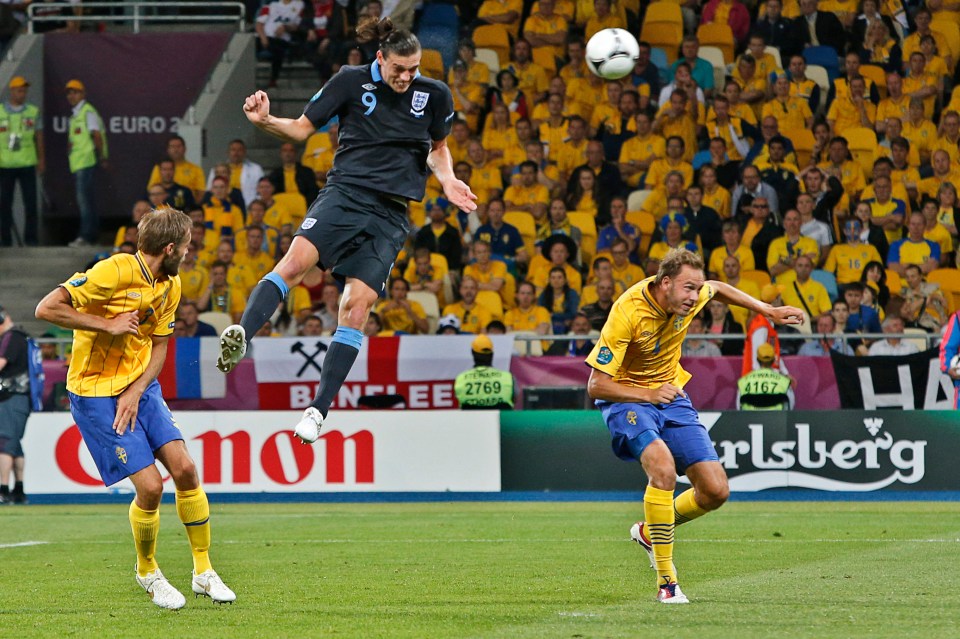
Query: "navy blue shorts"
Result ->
[[296, 182, 409, 294], [599, 395, 719, 475], [68, 380, 183, 487]]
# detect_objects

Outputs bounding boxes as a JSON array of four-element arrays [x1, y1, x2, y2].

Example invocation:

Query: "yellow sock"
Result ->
[[176, 486, 212, 574], [129, 501, 159, 577], [643, 485, 677, 586], [674, 488, 709, 526]]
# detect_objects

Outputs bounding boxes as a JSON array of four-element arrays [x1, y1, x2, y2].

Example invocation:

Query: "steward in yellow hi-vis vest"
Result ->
[[0, 75, 44, 246], [65, 78, 108, 247], [34, 207, 237, 608], [583, 248, 805, 604], [455, 334, 514, 409]]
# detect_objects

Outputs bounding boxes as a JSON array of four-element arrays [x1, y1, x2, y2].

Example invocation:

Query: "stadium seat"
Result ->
[[625, 210, 655, 255], [476, 289, 505, 320], [626, 189, 652, 212], [927, 268, 960, 313], [420, 49, 445, 80], [859, 65, 888, 98], [532, 46, 557, 74], [418, 24, 458, 70], [642, 6, 683, 65], [473, 24, 511, 66], [407, 290, 440, 333], [804, 65, 830, 111], [568, 211, 598, 262], [419, 2, 459, 30], [811, 269, 839, 302], [698, 45, 728, 88], [649, 47, 670, 74], [696, 23, 734, 65], [764, 45, 782, 70], [902, 327, 931, 352], [802, 46, 840, 81], [885, 268, 902, 295], [644, 1, 683, 27], [504, 211, 537, 260], [273, 192, 307, 226], [474, 47, 500, 84], [791, 128, 816, 166], [512, 331, 544, 356], [198, 312, 232, 335], [845, 127, 879, 170], [931, 19, 960, 65], [740, 269, 772, 288]]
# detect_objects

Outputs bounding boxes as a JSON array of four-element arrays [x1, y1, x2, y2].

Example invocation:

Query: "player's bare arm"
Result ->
[[428, 137, 478, 212], [35, 286, 139, 336], [708, 280, 805, 326], [113, 335, 170, 435], [587, 369, 685, 405], [243, 90, 315, 143]]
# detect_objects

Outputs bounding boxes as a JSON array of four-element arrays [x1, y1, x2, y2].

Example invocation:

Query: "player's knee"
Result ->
[[170, 458, 199, 489], [700, 481, 730, 510], [340, 294, 376, 328], [136, 477, 164, 509]]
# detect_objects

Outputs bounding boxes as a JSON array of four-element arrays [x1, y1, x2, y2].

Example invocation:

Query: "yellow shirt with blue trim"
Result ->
[[766, 236, 821, 272], [864, 197, 907, 244], [586, 277, 715, 389], [824, 242, 883, 284], [63, 252, 180, 397], [781, 277, 832, 317], [888, 237, 940, 266], [761, 97, 813, 134]]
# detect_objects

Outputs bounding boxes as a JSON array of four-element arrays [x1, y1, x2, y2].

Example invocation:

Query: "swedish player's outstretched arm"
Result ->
[[708, 279, 805, 326], [35, 286, 139, 336], [113, 334, 169, 435], [587, 369, 685, 404], [243, 90, 316, 143]]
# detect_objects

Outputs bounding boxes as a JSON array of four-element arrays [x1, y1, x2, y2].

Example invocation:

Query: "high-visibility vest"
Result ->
[[68, 102, 107, 173], [454, 366, 514, 409], [0, 102, 39, 168], [737, 368, 791, 410]]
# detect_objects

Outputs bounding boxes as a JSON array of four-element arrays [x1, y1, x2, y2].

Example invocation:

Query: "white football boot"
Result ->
[[136, 568, 186, 610], [657, 582, 690, 604], [294, 406, 324, 444], [217, 325, 246, 373], [192, 569, 236, 604]]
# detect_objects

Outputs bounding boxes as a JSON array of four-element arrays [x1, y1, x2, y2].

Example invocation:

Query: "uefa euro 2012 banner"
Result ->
[[22, 411, 502, 496], [251, 335, 515, 410], [830, 348, 955, 410], [498, 411, 960, 492]]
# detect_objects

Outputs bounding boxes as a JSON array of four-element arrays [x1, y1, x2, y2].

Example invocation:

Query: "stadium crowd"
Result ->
[[85, 0, 960, 357]]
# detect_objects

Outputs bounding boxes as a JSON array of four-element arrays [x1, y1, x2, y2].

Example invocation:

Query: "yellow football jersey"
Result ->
[[586, 277, 715, 389], [63, 252, 180, 397]]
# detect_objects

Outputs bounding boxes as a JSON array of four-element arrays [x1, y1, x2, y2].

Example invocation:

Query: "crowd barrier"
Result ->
[[21, 410, 959, 499]]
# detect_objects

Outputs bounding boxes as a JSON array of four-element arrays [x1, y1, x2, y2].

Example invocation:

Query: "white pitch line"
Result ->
[[0, 541, 49, 549]]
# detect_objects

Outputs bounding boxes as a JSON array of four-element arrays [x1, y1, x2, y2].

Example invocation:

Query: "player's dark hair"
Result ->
[[356, 16, 420, 58], [138, 206, 191, 256], [654, 248, 704, 286]]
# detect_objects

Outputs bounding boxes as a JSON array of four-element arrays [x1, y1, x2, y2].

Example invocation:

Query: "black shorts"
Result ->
[[295, 182, 409, 293]]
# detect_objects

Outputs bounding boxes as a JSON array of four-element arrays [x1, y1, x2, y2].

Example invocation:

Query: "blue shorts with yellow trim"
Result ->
[[598, 395, 719, 474], [68, 380, 183, 487]]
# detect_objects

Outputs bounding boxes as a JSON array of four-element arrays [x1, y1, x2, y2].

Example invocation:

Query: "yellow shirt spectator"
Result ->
[[824, 242, 883, 284], [761, 97, 813, 134], [618, 133, 665, 188], [442, 301, 494, 334]]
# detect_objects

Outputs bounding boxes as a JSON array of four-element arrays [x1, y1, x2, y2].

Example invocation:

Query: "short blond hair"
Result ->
[[138, 205, 191, 255], [654, 248, 704, 286]]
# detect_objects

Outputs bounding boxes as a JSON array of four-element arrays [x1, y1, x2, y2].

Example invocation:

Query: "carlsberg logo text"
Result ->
[[714, 423, 926, 483]]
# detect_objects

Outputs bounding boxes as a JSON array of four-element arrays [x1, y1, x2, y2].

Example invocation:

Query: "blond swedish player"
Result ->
[[35, 207, 235, 610], [585, 248, 803, 604]]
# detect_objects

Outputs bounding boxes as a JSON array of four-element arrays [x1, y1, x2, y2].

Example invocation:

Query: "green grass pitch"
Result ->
[[1, 501, 958, 638]]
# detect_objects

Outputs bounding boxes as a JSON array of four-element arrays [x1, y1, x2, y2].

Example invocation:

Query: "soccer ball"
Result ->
[[585, 28, 640, 80]]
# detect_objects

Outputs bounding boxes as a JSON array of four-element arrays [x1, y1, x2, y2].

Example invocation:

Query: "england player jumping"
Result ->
[[586, 248, 803, 604], [217, 17, 477, 443], [36, 207, 235, 609]]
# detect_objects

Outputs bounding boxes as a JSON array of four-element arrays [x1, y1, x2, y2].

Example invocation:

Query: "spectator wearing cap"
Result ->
[[436, 313, 461, 335], [450, 39, 490, 94], [64, 79, 107, 248], [0, 76, 43, 247], [454, 334, 514, 409], [414, 197, 463, 272], [443, 277, 494, 334], [737, 343, 793, 410]]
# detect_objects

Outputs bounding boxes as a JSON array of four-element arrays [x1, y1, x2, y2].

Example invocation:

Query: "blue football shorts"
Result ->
[[598, 394, 719, 474], [68, 380, 183, 487]]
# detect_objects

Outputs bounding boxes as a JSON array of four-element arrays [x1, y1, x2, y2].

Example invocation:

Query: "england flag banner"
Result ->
[[252, 335, 514, 410]]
